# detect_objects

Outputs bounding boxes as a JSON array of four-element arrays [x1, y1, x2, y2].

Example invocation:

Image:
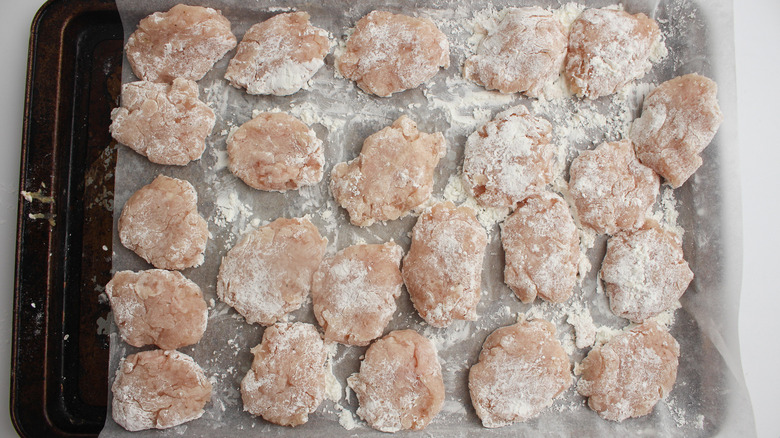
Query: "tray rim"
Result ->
[[11, 0, 121, 436]]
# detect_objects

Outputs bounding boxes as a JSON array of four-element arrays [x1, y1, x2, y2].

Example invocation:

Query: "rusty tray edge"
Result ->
[[12, 0, 122, 436]]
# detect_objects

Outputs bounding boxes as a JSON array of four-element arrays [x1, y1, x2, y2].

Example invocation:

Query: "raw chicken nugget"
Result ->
[[125, 4, 237, 83], [564, 8, 662, 99], [109, 78, 215, 166], [225, 12, 330, 96], [348, 330, 444, 432], [311, 242, 403, 346], [577, 321, 679, 421], [469, 319, 571, 428], [241, 322, 327, 427], [464, 7, 567, 97], [462, 105, 556, 208], [217, 217, 326, 325], [569, 140, 659, 235], [601, 221, 694, 323], [227, 112, 323, 191], [330, 116, 445, 227], [630, 74, 724, 187], [402, 202, 487, 327], [112, 350, 212, 431], [337, 11, 450, 97], [502, 192, 579, 304], [106, 269, 207, 350], [118, 175, 208, 270]]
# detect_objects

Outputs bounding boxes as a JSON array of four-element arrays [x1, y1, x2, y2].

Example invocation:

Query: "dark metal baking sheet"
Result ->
[[12, 0, 122, 436]]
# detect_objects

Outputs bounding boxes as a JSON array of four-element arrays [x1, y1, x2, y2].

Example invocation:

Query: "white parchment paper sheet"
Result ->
[[101, 0, 755, 436]]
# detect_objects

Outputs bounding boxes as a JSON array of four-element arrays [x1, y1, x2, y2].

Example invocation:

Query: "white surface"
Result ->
[[0, 1, 777, 438], [734, 1, 780, 438]]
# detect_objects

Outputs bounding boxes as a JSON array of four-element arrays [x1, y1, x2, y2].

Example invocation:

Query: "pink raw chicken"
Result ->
[[241, 322, 328, 426], [349, 330, 444, 432], [330, 116, 445, 227], [564, 8, 662, 99], [601, 221, 694, 323], [402, 202, 487, 327], [311, 242, 403, 346], [111, 350, 212, 431], [225, 12, 330, 96], [125, 4, 236, 83], [337, 11, 450, 97], [469, 318, 571, 428], [464, 7, 567, 97], [577, 321, 680, 421], [462, 105, 556, 208], [106, 269, 207, 350], [502, 192, 579, 304], [110, 78, 215, 166], [227, 112, 323, 191], [216, 217, 326, 326], [118, 175, 209, 270], [630, 73, 724, 187], [568, 139, 659, 235]]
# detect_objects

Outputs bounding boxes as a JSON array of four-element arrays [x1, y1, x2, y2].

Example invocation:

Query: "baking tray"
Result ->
[[11, 0, 122, 436], [13, 0, 755, 437]]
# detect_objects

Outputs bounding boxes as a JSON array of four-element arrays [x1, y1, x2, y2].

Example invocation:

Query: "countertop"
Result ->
[[0, 1, 777, 437]]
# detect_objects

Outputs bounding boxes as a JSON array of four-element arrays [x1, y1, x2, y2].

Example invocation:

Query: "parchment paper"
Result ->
[[101, 0, 755, 436]]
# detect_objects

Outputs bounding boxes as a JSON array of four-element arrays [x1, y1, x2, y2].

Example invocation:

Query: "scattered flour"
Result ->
[[666, 397, 690, 428], [440, 174, 510, 230], [212, 192, 253, 229], [577, 252, 593, 283], [225, 125, 240, 144], [650, 187, 685, 237], [593, 325, 623, 348], [21, 189, 54, 203], [649, 306, 678, 329], [289, 101, 347, 132], [325, 369, 342, 402], [336, 404, 358, 430], [422, 320, 474, 353], [566, 305, 597, 349], [554, 3, 586, 32]]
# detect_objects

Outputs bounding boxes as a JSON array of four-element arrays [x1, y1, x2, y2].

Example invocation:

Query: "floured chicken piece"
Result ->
[[631, 74, 724, 188], [502, 192, 579, 304], [462, 105, 556, 208], [464, 7, 567, 97], [402, 202, 487, 327], [241, 322, 327, 427], [569, 140, 659, 235], [112, 350, 211, 431], [578, 321, 680, 421], [469, 319, 571, 428], [564, 8, 662, 99], [311, 242, 403, 346], [225, 12, 330, 96], [227, 112, 323, 191], [349, 330, 444, 432], [217, 217, 326, 325], [118, 175, 208, 270], [105, 269, 207, 350], [330, 116, 445, 226], [601, 221, 693, 323], [337, 11, 450, 97], [109, 79, 215, 166], [125, 4, 237, 83]]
